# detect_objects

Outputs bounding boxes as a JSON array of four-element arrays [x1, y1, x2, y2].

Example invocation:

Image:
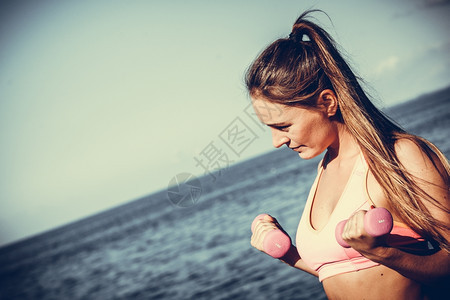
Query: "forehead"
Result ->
[[251, 97, 294, 124]]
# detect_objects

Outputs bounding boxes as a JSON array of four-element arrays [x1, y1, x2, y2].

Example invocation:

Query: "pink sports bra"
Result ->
[[296, 153, 426, 282]]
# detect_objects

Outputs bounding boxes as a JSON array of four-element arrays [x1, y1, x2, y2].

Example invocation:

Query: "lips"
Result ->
[[289, 145, 302, 151]]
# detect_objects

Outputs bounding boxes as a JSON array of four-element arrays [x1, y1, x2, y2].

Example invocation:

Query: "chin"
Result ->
[[297, 150, 320, 160], [298, 152, 313, 160]]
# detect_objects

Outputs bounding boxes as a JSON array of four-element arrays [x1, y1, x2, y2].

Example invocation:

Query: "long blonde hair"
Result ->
[[245, 10, 450, 252]]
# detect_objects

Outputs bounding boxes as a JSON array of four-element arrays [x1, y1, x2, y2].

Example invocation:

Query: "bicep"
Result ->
[[394, 139, 449, 236]]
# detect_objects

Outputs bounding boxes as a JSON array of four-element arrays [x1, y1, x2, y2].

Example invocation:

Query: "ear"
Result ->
[[318, 89, 338, 117]]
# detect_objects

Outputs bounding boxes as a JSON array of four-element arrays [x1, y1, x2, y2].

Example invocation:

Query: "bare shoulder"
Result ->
[[366, 138, 449, 223], [394, 138, 422, 160], [394, 137, 449, 214], [394, 138, 446, 180]]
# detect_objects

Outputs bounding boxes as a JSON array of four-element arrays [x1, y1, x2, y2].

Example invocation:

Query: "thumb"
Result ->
[[263, 214, 276, 223]]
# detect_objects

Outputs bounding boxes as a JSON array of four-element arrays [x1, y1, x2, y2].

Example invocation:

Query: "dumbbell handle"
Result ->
[[251, 214, 291, 258], [335, 208, 393, 248]]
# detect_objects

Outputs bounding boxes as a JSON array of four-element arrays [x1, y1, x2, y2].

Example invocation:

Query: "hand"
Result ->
[[250, 214, 284, 255], [341, 210, 387, 255]]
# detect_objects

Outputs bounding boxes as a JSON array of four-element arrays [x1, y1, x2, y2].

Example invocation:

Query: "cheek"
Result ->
[[288, 127, 304, 143], [315, 120, 335, 145], [294, 118, 318, 137], [293, 118, 333, 145], [315, 122, 332, 138]]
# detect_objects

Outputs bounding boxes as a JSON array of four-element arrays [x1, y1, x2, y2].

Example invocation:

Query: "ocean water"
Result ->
[[0, 87, 449, 300]]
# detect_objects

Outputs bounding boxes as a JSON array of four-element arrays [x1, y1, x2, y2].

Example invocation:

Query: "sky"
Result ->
[[1, 0, 449, 247]]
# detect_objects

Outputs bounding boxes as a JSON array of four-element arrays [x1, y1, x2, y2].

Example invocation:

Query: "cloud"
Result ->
[[423, 0, 450, 7], [374, 56, 399, 77], [392, 0, 450, 18], [368, 41, 450, 105]]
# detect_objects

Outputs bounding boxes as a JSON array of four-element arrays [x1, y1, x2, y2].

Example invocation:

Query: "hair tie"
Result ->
[[289, 31, 305, 43]]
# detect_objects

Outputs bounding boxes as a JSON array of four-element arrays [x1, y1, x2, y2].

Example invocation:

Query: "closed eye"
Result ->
[[271, 125, 290, 132]]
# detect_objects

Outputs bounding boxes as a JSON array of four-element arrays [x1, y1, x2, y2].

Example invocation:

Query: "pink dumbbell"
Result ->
[[251, 214, 291, 258], [335, 207, 393, 248]]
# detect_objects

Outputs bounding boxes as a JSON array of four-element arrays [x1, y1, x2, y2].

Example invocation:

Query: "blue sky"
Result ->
[[1, 0, 449, 246]]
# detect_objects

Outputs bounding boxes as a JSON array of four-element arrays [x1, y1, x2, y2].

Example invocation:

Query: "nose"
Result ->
[[271, 129, 289, 148]]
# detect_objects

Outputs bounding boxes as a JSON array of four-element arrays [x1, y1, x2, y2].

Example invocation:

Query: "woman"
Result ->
[[248, 10, 449, 299]]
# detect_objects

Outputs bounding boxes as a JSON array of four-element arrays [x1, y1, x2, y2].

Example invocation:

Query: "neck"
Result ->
[[326, 123, 360, 165]]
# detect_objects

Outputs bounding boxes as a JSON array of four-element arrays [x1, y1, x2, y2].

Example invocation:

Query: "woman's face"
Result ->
[[251, 97, 338, 160]]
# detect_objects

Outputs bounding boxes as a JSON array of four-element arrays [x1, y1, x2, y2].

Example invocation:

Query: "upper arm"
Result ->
[[394, 138, 449, 236], [394, 138, 448, 204]]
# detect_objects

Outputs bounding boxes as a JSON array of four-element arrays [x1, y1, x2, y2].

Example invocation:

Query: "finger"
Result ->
[[255, 215, 278, 231], [348, 210, 366, 228], [251, 214, 283, 252], [353, 210, 368, 236], [263, 214, 277, 223], [263, 214, 284, 230], [254, 221, 277, 241], [343, 210, 367, 241], [251, 221, 278, 252], [252, 214, 275, 231]]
